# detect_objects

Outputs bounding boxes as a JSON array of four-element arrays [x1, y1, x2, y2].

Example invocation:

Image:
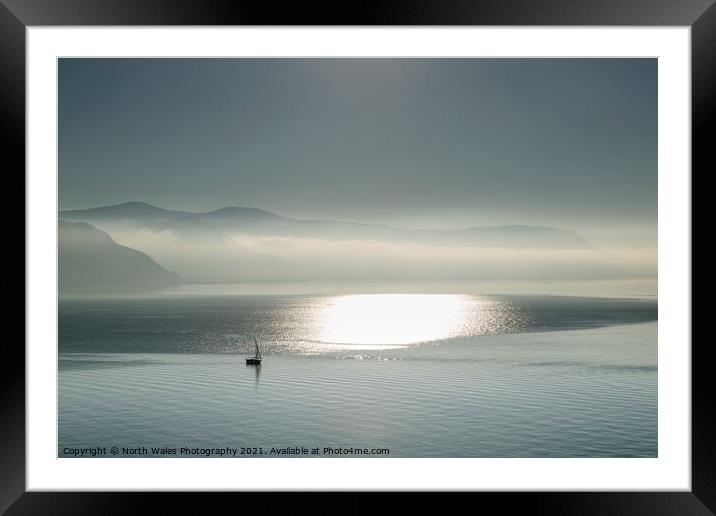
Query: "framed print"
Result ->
[[6, 0, 709, 513]]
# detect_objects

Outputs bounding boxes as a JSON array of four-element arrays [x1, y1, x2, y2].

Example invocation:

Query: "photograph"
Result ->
[[57, 57, 658, 459]]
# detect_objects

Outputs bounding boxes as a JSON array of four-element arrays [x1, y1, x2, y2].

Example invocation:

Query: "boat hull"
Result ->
[[246, 358, 262, 365]]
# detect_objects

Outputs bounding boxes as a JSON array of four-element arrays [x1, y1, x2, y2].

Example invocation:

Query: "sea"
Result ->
[[58, 290, 657, 458]]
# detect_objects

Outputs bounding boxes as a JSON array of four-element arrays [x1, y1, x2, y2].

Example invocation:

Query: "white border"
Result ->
[[27, 27, 691, 491]]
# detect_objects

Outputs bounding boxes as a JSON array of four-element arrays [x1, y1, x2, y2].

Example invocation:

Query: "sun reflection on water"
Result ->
[[304, 294, 525, 347]]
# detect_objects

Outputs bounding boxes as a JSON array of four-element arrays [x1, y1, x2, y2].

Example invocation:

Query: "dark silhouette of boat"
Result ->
[[246, 338, 262, 365]]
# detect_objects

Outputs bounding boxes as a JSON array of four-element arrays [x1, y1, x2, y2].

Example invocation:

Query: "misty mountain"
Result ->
[[60, 202, 592, 249], [59, 220, 182, 295]]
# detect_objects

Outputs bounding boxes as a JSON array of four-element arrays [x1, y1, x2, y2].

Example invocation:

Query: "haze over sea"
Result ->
[[59, 284, 657, 458]]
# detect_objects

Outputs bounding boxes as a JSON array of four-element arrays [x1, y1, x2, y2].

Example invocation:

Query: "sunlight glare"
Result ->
[[313, 294, 477, 346]]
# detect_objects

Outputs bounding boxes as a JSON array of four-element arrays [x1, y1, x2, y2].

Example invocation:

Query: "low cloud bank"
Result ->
[[109, 230, 656, 284]]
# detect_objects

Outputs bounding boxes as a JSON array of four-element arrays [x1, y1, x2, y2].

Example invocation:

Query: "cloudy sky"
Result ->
[[59, 58, 656, 240]]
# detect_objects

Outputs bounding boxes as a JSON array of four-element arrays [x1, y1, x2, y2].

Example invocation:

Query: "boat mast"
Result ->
[[255, 338, 261, 360]]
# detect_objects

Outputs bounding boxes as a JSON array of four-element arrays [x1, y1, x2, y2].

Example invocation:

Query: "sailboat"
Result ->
[[246, 337, 262, 365]]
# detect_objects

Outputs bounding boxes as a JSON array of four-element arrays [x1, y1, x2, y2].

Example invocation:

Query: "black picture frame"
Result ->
[[5, 0, 708, 513]]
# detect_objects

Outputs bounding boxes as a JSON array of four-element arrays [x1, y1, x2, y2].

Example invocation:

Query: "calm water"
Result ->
[[59, 294, 657, 457]]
